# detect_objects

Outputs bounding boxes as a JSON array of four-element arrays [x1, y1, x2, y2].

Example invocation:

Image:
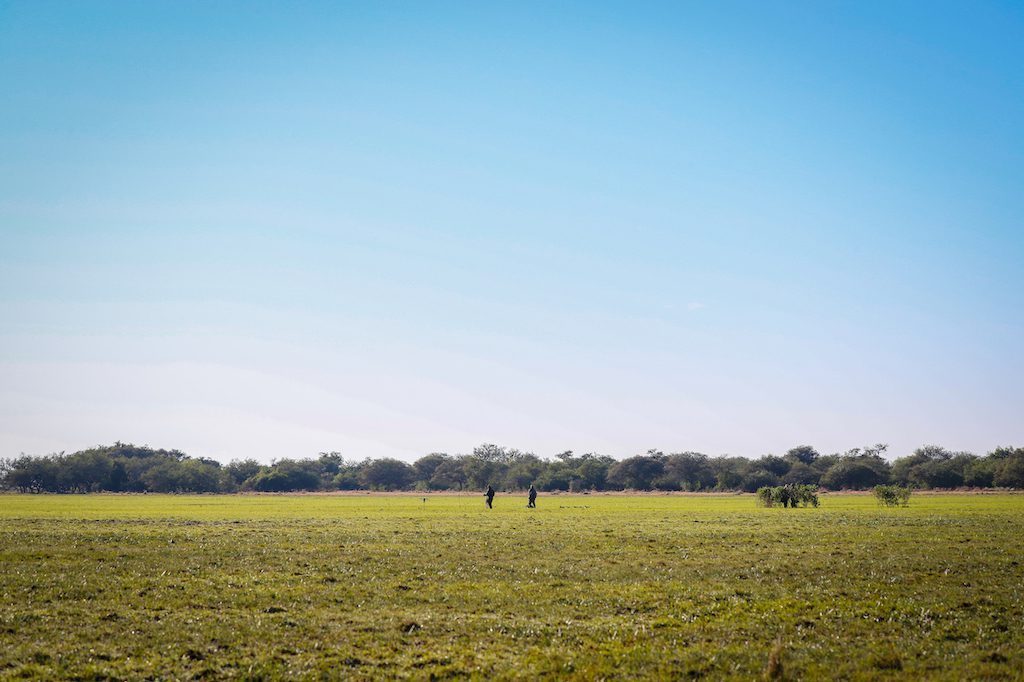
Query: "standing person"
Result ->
[[527, 484, 537, 508], [484, 485, 495, 509]]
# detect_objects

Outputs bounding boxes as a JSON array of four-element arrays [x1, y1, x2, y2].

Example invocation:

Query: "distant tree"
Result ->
[[963, 458, 997, 487], [462, 455, 505, 490], [108, 460, 128, 491], [535, 462, 573, 491], [819, 454, 890, 490], [177, 459, 223, 492], [741, 468, 778, 493], [317, 452, 344, 476], [227, 459, 263, 486], [59, 451, 113, 492], [333, 465, 362, 490], [891, 445, 945, 483], [993, 447, 1024, 488], [504, 454, 545, 490], [915, 444, 952, 460], [473, 443, 513, 463], [711, 456, 746, 490], [990, 445, 1023, 461], [413, 453, 449, 484], [247, 459, 321, 492], [3, 455, 60, 492], [662, 452, 716, 491], [429, 457, 469, 490], [140, 460, 188, 493], [573, 454, 614, 491], [784, 445, 820, 465], [758, 455, 791, 477], [120, 457, 154, 492], [782, 461, 819, 485], [862, 443, 889, 458], [891, 445, 978, 488], [359, 458, 414, 491], [607, 451, 665, 490]]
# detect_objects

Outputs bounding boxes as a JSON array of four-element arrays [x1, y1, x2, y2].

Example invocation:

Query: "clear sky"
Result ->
[[1, 1, 1022, 463]]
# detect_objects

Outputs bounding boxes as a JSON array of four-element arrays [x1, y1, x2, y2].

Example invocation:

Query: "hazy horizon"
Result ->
[[2, 2, 1022, 464]]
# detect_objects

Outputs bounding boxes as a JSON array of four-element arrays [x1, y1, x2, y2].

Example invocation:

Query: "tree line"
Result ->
[[1, 442, 1023, 494]]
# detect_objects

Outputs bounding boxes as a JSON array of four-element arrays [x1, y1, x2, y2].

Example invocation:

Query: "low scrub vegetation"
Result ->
[[755, 484, 820, 508], [2, 442, 1023, 494], [874, 484, 913, 507]]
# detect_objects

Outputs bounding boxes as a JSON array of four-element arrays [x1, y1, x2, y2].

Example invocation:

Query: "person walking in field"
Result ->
[[485, 485, 495, 509], [527, 484, 537, 508]]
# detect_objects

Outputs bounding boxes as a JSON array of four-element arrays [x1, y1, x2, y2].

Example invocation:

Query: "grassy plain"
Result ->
[[1, 492, 1022, 679]]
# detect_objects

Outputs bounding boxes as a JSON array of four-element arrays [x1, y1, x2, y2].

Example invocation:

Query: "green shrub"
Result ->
[[873, 484, 912, 507], [756, 484, 819, 508]]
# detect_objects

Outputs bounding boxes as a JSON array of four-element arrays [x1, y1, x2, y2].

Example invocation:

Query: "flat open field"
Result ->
[[1, 493, 1022, 680]]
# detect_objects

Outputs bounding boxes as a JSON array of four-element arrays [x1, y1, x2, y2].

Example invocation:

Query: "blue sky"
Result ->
[[1, 1, 1022, 462]]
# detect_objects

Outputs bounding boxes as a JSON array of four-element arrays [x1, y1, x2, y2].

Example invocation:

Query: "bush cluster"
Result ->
[[2, 442, 1023, 494], [873, 485, 913, 507], [756, 484, 820, 508]]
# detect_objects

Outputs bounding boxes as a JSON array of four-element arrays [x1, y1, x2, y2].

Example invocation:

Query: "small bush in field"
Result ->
[[873, 485, 912, 507], [756, 484, 819, 508]]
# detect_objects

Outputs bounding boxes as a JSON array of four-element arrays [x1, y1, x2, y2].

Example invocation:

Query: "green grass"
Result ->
[[1, 492, 1022, 679]]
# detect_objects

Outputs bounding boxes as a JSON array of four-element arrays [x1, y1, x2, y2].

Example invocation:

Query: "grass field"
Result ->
[[1, 493, 1022, 680]]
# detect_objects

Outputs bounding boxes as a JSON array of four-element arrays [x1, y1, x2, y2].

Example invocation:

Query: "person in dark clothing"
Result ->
[[485, 485, 495, 509], [527, 484, 537, 508]]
